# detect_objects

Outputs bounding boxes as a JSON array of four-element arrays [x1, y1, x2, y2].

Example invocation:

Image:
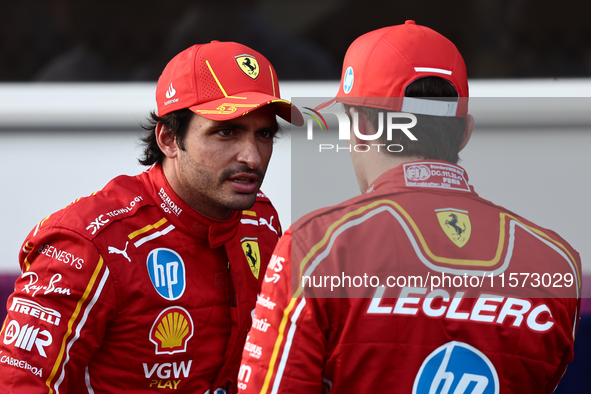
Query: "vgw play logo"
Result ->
[[302, 106, 417, 153]]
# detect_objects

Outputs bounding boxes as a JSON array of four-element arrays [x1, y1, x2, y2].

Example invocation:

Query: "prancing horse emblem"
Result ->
[[235, 55, 260, 79], [241, 237, 261, 279], [436, 209, 472, 248], [445, 213, 466, 239]]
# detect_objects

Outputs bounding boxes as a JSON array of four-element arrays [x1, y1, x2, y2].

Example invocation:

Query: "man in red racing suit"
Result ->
[[0, 40, 302, 393], [239, 22, 581, 393]]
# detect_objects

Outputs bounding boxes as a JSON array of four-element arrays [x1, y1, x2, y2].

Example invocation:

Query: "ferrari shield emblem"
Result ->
[[436, 209, 471, 248], [236, 55, 259, 79], [241, 237, 261, 278]]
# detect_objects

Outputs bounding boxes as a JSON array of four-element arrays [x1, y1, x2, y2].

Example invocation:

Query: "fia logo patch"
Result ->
[[436, 208, 472, 248], [236, 55, 259, 79], [241, 237, 260, 279]]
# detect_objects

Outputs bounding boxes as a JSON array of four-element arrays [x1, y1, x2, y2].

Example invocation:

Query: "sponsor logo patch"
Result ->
[[37, 244, 85, 270], [3, 320, 53, 358], [9, 297, 61, 326], [343, 66, 354, 94], [0, 352, 44, 377], [413, 341, 499, 394], [241, 237, 261, 279], [21, 272, 71, 297], [436, 208, 472, 248], [403, 162, 471, 192], [235, 55, 259, 79], [143, 359, 192, 390], [146, 248, 186, 300], [149, 306, 194, 355]]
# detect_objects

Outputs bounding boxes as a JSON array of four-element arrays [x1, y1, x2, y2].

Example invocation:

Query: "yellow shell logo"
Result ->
[[149, 306, 194, 354], [235, 55, 260, 79]]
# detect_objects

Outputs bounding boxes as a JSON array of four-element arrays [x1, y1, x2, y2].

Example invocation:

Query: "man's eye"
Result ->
[[218, 129, 233, 137], [258, 130, 275, 139]]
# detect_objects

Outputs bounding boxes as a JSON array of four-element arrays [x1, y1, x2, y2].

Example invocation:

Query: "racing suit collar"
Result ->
[[145, 163, 240, 248], [367, 159, 474, 194]]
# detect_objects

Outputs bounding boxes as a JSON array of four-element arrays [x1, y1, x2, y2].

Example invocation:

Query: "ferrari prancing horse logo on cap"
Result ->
[[235, 55, 259, 79]]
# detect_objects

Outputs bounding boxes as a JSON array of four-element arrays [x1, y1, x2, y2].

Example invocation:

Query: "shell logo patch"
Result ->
[[241, 237, 261, 279], [149, 306, 194, 355], [236, 55, 259, 79], [436, 208, 471, 248]]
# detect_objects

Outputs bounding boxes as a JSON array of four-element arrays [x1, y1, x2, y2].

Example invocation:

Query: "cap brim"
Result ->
[[189, 91, 304, 126], [314, 98, 338, 112]]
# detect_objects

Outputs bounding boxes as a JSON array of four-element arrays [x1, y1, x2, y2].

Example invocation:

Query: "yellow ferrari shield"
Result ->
[[241, 237, 261, 278], [436, 209, 471, 248], [236, 55, 259, 79]]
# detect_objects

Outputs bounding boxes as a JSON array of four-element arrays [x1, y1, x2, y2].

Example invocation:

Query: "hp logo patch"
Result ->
[[146, 248, 186, 300], [343, 66, 354, 94], [413, 341, 498, 394]]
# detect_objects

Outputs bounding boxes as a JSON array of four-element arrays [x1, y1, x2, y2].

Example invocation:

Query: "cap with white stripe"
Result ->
[[322, 20, 468, 117]]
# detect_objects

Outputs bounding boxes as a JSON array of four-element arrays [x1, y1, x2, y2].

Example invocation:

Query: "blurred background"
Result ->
[[1, 0, 590, 390], [2, 0, 591, 82]]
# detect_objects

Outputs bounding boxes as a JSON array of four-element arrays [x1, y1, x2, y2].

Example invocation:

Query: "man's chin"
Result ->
[[226, 192, 259, 212]]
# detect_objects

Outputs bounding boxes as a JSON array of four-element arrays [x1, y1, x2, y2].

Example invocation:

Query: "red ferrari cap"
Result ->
[[319, 21, 468, 116], [156, 41, 303, 126]]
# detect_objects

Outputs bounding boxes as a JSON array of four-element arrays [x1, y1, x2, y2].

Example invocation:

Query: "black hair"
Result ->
[[344, 77, 466, 164], [138, 109, 194, 166]]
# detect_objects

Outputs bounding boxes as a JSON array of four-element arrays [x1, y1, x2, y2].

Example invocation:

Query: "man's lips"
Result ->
[[227, 173, 260, 193]]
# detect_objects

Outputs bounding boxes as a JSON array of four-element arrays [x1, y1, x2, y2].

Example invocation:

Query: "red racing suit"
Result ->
[[239, 160, 581, 394], [0, 163, 282, 394]]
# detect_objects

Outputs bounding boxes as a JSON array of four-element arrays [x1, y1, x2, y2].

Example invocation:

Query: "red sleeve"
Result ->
[[238, 228, 328, 394], [0, 224, 116, 393]]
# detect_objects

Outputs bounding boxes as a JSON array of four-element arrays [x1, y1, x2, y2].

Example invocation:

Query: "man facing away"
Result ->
[[239, 21, 581, 393], [0, 41, 302, 393]]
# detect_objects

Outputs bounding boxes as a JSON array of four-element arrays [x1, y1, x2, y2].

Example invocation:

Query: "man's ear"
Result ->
[[348, 107, 374, 145], [459, 114, 474, 152], [155, 123, 178, 158]]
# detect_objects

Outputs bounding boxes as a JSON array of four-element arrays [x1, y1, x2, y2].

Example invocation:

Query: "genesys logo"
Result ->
[[303, 105, 417, 153], [3, 320, 53, 358], [149, 306, 194, 355], [37, 244, 85, 270], [147, 248, 186, 300]]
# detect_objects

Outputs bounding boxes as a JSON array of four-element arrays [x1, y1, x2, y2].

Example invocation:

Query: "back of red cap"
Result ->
[[334, 21, 469, 117]]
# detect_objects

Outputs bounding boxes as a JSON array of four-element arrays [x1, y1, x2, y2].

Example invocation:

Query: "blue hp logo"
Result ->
[[413, 341, 498, 394], [146, 248, 186, 300], [343, 66, 354, 94]]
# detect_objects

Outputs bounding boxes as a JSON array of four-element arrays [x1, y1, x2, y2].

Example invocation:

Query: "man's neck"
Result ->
[[363, 154, 423, 192]]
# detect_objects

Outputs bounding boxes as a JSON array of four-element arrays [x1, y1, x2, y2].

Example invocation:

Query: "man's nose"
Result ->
[[236, 133, 262, 169]]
